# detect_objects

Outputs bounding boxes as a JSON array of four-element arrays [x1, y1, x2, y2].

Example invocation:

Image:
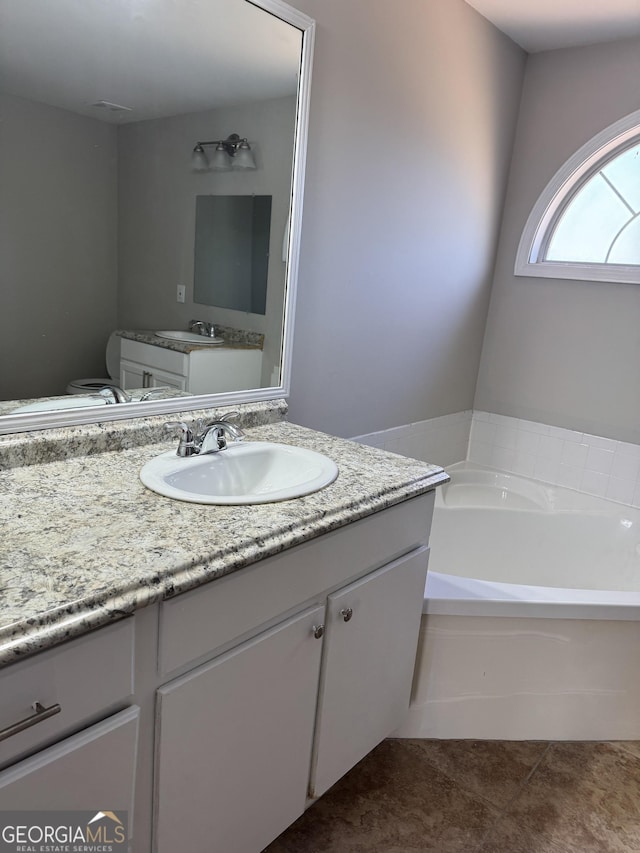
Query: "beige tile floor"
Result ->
[[265, 739, 640, 852]]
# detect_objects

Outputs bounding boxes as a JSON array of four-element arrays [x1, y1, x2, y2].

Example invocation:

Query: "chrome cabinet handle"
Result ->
[[142, 370, 152, 388], [0, 701, 62, 743], [340, 607, 353, 622], [312, 624, 325, 639]]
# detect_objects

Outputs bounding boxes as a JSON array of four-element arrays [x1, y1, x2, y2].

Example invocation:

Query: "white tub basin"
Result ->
[[155, 330, 224, 345], [140, 442, 339, 504], [439, 468, 551, 511]]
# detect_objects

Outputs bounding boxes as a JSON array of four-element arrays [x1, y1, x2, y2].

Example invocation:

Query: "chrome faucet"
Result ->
[[138, 387, 171, 402], [98, 386, 132, 404], [165, 413, 245, 457], [199, 418, 245, 454], [189, 319, 217, 338], [99, 386, 171, 404]]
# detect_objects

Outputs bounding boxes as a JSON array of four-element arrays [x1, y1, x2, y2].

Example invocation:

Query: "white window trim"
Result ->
[[515, 109, 640, 284]]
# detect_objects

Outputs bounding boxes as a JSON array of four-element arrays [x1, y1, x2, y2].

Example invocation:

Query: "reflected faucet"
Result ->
[[98, 386, 132, 404], [189, 319, 217, 338], [138, 387, 171, 402], [99, 386, 172, 404]]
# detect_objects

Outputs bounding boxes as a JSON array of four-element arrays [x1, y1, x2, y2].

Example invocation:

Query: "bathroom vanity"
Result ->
[[119, 333, 263, 395], [0, 411, 446, 852], [0, 0, 444, 844]]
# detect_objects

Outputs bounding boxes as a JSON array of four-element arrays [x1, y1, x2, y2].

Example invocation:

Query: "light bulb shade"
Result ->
[[233, 141, 256, 170], [210, 143, 232, 171], [191, 145, 209, 171]]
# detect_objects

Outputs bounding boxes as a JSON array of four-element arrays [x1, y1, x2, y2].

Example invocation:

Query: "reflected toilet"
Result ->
[[66, 332, 121, 395]]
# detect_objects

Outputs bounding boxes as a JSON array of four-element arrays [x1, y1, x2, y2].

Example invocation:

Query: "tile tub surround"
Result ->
[[469, 411, 640, 507], [0, 419, 447, 665], [0, 399, 288, 469], [355, 408, 640, 508], [353, 411, 472, 469], [265, 738, 640, 853]]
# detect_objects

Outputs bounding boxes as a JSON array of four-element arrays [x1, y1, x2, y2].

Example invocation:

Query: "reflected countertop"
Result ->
[[0, 416, 447, 666], [118, 327, 264, 353], [0, 387, 190, 418]]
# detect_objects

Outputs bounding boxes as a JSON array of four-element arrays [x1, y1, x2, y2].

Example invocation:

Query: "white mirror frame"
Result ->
[[0, 0, 315, 436]]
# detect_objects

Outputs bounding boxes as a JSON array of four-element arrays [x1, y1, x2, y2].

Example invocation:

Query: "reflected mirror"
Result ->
[[194, 195, 273, 315], [0, 0, 314, 431]]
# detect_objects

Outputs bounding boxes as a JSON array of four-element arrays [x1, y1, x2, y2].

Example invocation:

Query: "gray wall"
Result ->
[[475, 36, 640, 444], [286, 0, 525, 437], [117, 96, 296, 388], [0, 93, 118, 399]]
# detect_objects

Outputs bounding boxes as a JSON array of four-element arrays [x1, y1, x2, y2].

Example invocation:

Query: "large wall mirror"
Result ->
[[0, 0, 314, 434]]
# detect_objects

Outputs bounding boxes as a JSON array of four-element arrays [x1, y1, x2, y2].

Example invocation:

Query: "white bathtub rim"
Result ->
[[425, 570, 640, 620], [438, 461, 638, 516], [429, 461, 640, 620]]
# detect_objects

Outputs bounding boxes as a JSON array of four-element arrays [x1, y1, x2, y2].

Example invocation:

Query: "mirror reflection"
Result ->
[[0, 0, 303, 417], [194, 195, 273, 315]]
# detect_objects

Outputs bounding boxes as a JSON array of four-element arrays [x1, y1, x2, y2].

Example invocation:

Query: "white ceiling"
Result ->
[[465, 0, 640, 52], [0, 0, 302, 123]]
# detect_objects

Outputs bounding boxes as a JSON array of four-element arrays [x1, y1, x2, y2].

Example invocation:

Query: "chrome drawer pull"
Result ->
[[340, 607, 353, 622], [312, 624, 325, 639], [0, 701, 62, 743]]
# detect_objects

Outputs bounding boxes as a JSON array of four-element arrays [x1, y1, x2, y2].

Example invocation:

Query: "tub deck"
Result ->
[[397, 462, 640, 741], [427, 462, 640, 618]]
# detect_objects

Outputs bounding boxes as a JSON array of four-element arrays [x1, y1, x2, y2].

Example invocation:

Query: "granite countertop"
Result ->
[[0, 420, 447, 667]]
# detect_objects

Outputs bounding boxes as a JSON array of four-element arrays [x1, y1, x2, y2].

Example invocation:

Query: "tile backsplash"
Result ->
[[469, 411, 640, 507], [353, 409, 640, 508]]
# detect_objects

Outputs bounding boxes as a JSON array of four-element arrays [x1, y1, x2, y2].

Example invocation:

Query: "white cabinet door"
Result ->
[[120, 360, 186, 392], [154, 605, 325, 853], [0, 706, 139, 834], [120, 359, 145, 390], [309, 547, 429, 798]]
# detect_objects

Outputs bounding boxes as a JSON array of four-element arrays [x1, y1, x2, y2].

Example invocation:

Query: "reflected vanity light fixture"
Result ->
[[191, 133, 256, 172]]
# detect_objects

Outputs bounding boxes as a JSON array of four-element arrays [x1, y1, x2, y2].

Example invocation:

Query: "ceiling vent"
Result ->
[[89, 100, 133, 113]]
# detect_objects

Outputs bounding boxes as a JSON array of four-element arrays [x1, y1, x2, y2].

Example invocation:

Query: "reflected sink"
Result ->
[[155, 330, 224, 345], [140, 442, 339, 505]]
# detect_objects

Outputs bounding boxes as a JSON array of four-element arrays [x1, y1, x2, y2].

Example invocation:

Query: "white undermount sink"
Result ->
[[155, 330, 224, 345], [140, 442, 339, 505]]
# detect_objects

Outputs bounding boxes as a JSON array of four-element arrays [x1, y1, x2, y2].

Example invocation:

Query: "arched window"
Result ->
[[515, 109, 640, 284]]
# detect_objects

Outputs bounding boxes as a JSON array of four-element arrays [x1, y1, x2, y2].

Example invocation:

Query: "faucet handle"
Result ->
[[196, 416, 245, 454], [164, 421, 196, 457], [218, 412, 245, 441], [164, 420, 191, 432]]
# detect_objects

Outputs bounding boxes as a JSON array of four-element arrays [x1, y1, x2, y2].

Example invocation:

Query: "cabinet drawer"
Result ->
[[159, 492, 434, 674], [120, 338, 188, 377], [0, 706, 139, 822], [0, 619, 134, 769]]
